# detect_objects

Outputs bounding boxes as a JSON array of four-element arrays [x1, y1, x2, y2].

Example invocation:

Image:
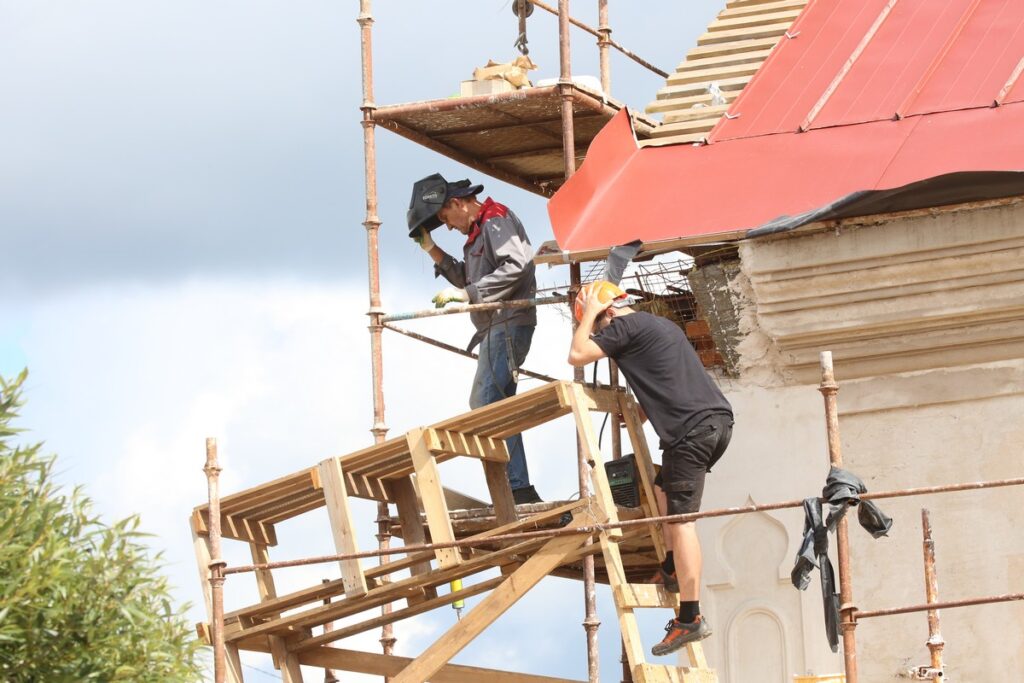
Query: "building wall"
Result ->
[[695, 199, 1024, 681]]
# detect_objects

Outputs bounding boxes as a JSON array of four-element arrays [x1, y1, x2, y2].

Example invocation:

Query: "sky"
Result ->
[[1, 1, 722, 680]]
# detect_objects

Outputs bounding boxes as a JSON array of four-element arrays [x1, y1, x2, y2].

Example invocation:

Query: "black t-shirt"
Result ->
[[592, 311, 732, 448]]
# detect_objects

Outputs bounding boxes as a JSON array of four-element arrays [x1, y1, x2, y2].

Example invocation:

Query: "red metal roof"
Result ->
[[549, 0, 1024, 253]]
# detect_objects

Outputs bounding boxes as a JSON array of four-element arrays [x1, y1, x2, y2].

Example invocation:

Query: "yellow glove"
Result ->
[[432, 287, 469, 308], [412, 226, 435, 252]]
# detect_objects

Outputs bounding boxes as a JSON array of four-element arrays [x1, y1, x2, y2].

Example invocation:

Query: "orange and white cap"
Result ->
[[573, 280, 639, 322]]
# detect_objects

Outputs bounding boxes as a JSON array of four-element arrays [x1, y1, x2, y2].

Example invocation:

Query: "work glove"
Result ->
[[412, 226, 435, 253], [432, 287, 469, 308]]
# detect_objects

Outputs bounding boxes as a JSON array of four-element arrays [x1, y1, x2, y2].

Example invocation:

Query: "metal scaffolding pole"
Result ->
[[558, 2, 599, 679], [819, 351, 859, 683], [357, 0, 397, 672], [921, 509, 945, 678], [597, 0, 611, 94], [204, 438, 227, 683]]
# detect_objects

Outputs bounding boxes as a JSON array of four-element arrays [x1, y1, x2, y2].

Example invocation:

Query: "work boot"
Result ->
[[512, 485, 543, 505], [647, 566, 679, 593], [650, 616, 712, 657]]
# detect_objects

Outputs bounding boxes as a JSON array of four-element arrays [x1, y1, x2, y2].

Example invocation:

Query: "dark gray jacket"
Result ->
[[435, 199, 536, 350]]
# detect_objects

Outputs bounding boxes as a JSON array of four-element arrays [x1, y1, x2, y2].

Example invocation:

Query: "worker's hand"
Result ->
[[412, 226, 435, 253], [432, 287, 469, 308], [582, 285, 614, 320]]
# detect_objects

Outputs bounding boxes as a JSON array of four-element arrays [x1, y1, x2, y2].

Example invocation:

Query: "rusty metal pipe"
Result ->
[[223, 475, 1024, 575], [598, 0, 611, 94], [381, 322, 558, 382], [357, 0, 396, 666], [855, 593, 1024, 620], [819, 351, 858, 683], [921, 509, 945, 676], [381, 296, 567, 323], [559, 4, 598, 666], [527, 0, 668, 78], [204, 438, 227, 683]]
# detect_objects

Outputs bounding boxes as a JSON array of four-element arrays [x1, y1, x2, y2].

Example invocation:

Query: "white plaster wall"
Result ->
[[696, 381, 845, 681], [711, 201, 1024, 681], [837, 361, 1024, 681]]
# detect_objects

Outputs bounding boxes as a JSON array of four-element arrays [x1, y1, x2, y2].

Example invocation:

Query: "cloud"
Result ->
[[11, 275, 641, 680], [0, 0, 720, 296]]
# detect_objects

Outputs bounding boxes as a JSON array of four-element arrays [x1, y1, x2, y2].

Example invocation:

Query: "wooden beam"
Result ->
[[386, 476, 437, 602], [229, 537, 548, 643], [568, 384, 620, 537], [192, 508, 278, 546], [226, 643, 245, 683], [619, 393, 667, 560], [612, 582, 677, 610], [426, 427, 510, 463], [377, 119, 553, 198], [292, 575, 506, 651], [249, 543, 303, 682], [407, 427, 462, 568], [190, 515, 214, 617], [483, 459, 519, 528], [257, 644, 587, 683], [318, 457, 369, 597], [390, 515, 593, 683]]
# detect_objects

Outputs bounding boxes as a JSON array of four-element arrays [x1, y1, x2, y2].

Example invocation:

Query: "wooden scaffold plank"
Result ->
[[318, 457, 369, 598], [407, 427, 462, 568]]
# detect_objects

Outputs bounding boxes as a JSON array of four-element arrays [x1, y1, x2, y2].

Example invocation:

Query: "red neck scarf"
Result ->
[[465, 197, 508, 247]]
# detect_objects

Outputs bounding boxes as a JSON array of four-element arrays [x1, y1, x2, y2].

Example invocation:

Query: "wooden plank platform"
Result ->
[[192, 381, 614, 544], [643, 0, 808, 147], [372, 85, 656, 197]]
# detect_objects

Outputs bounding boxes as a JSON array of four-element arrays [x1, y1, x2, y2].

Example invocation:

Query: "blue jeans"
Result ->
[[469, 324, 535, 490]]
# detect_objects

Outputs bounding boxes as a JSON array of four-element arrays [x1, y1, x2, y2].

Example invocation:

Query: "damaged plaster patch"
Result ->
[[688, 245, 788, 387]]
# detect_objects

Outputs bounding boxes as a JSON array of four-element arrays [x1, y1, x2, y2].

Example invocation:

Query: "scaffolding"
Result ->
[[188, 3, 1024, 683]]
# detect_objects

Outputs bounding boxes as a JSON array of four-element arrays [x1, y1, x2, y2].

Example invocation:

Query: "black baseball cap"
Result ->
[[407, 173, 484, 235]]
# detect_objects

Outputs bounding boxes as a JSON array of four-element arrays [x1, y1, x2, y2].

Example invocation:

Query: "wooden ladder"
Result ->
[[569, 384, 719, 683]]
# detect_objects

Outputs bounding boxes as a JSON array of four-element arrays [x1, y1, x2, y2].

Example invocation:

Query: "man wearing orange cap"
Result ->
[[568, 281, 733, 655]]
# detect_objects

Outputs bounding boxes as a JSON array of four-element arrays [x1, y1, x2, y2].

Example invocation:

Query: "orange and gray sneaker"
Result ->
[[648, 566, 679, 593], [651, 615, 712, 656]]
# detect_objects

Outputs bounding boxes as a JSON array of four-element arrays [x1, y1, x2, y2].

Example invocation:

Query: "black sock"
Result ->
[[661, 552, 675, 574], [678, 601, 700, 623]]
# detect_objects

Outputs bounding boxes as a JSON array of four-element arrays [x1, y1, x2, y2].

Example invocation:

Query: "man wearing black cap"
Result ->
[[407, 173, 542, 504]]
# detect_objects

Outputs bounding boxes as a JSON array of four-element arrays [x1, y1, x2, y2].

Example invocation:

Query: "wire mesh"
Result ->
[[539, 251, 738, 372]]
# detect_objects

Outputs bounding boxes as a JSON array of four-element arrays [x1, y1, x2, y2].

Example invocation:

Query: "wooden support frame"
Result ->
[[426, 427, 510, 463], [318, 457, 369, 598], [197, 381, 719, 683], [619, 392, 668, 561], [407, 427, 462, 568], [569, 383, 717, 683], [249, 543, 303, 682], [386, 476, 438, 602], [245, 643, 587, 683], [389, 510, 599, 683]]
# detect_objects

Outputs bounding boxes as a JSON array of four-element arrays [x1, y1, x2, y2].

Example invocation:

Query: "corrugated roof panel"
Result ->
[[1001, 58, 1024, 104], [547, 0, 1024, 252], [877, 103, 1024, 188], [906, 0, 1024, 114], [809, 0, 979, 129], [712, 0, 894, 140]]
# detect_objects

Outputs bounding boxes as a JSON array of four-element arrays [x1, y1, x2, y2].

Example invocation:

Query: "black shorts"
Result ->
[[653, 414, 733, 516]]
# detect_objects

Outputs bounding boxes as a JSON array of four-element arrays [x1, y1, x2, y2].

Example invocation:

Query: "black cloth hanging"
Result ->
[[791, 466, 893, 651]]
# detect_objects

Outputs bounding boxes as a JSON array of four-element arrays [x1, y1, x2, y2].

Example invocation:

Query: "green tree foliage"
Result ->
[[0, 371, 204, 682]]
